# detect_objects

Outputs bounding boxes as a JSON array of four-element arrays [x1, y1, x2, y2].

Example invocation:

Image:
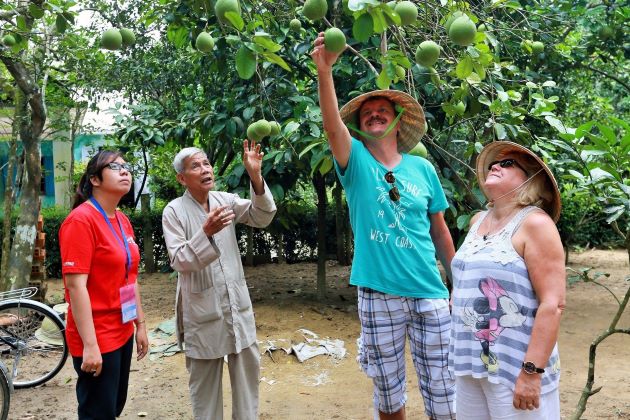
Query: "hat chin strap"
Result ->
[[487, 168, 544, 205], [346, 108, 405, 141]]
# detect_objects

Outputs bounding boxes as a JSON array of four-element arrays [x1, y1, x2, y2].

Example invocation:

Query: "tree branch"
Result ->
[[580, 62, 630, 94]]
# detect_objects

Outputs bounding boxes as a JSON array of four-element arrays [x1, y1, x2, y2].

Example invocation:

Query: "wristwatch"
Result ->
[[522, 361, 545, 374]]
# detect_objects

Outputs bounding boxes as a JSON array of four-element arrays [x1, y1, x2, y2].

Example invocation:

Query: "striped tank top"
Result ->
[[448, 206, 561, 393]]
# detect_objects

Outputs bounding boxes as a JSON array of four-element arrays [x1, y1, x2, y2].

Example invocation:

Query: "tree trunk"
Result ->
[[66, 104, 87, 205], [333, 178, 346, 265], [245, 225, 254, 266], [276, 232, 285, 264], [313, 172, 327, 300], [5, 133, 42, 290], [1, 88, 26, 285], [1, 54, 47, 291], [141, 194, 155, 273]]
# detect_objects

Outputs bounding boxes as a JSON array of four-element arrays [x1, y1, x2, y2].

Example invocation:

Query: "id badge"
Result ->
[[120, 283, 138, 324]]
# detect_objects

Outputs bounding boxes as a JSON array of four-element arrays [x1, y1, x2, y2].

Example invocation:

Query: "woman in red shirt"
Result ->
[[59, 150, 149, 419]]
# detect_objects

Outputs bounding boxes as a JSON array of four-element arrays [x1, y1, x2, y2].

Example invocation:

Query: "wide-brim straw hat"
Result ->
[[339, 90, 426, 153], [476, 141, 561, 223], [34, 317, 64, 347]]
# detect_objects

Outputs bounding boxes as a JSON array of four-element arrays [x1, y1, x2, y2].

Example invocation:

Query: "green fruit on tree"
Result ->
[[598, 25, 614, 40], [444, 11, 465, 33], [215, 0, 241, 25], [530, 41, 544, 54], [448, 16, 477, 46], [2, 34, 16, 47], [324, 27, 346, 54], [303, 0, 328, 21], [395, 65, 406, 80], [119, 28, 136, 46], [415, 40, 440, 67], [478, 23, 487, 32], [394, 1, 418, 26], [101, 29, 122, 50], [247, 120, 272, 142], [269, 121, 281, 136], [453, 101, 466, 114], [196, 32, 215, 53], [520, 39, 532, 52], [409, 142, 427, 158], [290, 19, 302, 32]]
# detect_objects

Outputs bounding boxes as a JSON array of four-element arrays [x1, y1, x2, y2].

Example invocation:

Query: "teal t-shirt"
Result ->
[[335, 138, 449, 298]]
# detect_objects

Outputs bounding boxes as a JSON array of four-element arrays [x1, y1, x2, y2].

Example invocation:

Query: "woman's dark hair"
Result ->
[[72, 150, 124, 209]]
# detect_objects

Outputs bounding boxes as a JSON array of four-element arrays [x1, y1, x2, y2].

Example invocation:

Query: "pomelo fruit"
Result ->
[[409, 142, 427, 158], [530, 41, 544, 54], [415, 40, 440, 67], [290, 18, 302, 32], [324, 27, 346, 53], [247, 120, 271, 141], [215, 0, 241, 25], [119, 28, 135, 46], [101, 29, 122, 50], [444, 11, 465, 33], [448, 16, 477, 46], [395, 1, 417, 26], [269, 121, 281, 136], [303, 0, 327, 21], [2, 34, 16, 46], [196, 32, 215, 53]]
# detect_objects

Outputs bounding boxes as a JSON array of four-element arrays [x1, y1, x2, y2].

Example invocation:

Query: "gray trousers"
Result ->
[[186, 342, 260, 420]]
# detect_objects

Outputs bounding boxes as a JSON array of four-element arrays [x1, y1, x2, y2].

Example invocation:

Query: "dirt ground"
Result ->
[[9, 249, 630, 419]]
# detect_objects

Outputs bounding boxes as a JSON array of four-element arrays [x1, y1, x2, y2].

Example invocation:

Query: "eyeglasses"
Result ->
[[106, 162, 132, 172], [384, 171, 400, 202], [487, 158, 526, 175]]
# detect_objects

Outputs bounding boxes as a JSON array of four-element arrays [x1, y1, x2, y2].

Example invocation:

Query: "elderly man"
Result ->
[[162, 140, 276, 420], [311, 33, 456, 420]]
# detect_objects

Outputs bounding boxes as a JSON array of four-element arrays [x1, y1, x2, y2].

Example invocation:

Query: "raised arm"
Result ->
[[311, 32, 352, 168]]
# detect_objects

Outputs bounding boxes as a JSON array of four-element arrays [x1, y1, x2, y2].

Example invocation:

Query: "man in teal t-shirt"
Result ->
[[312, 33, 456, 420]]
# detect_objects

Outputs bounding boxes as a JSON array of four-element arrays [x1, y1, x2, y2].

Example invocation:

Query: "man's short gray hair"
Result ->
[[173, 147, 206, 174]]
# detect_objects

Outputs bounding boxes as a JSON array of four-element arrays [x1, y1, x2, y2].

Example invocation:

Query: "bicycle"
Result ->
[[0, 360, 11, 420], [0, 287, 68, 388]]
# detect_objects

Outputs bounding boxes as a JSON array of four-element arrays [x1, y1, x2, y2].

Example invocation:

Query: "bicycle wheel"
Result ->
[[0, 362, 10, 420], [0, 299, 68, 388]]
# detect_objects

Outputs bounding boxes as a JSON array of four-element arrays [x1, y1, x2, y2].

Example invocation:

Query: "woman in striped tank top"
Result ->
[[449, 142, 565, 419]]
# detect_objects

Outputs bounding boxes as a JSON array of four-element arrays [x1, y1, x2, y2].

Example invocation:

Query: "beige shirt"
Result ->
[[162, 183, 276, 359]]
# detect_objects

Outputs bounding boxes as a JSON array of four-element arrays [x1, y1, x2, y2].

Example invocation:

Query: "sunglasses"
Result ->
[[106, 162, 132, 172], [384, 171, 400, 202], [487, 158, 527, 175]]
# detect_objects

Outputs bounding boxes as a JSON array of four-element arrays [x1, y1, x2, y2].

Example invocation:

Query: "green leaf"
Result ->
[[456, 56, 473, 80], [167, 25, 189, 48], [457, 214, 472, 230], [16, 16, 28, 31], [28, 4, 45, 19], [224, 11, 244, 31], [494, 123, 507, 140], [545, 116, 567, 134], [261, 52, 291, 72], [542, 80, 556, 87], [376, 69, 391, 90], [253, 34, 282, 53], [235, 47, 257, 80], [472, 62, 486, 80], [55, 14, 68, 33], [299, 140, 326, 159], [319, 156, 334, 175], [353, 13, 374, 42]]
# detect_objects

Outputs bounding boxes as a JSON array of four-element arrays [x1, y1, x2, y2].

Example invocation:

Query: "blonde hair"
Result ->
[[494, 151, 554, 212]]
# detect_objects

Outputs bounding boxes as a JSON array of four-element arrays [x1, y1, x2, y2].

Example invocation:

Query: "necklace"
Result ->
[[482, 207, 521, 241]]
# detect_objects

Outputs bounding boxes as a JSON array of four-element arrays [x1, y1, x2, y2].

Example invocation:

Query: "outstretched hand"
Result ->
[[243, 139, 263, 177], [311, 32, 343, 71]]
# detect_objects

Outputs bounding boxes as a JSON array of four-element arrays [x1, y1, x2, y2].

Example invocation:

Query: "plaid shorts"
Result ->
[[357, 287, 456, 419]]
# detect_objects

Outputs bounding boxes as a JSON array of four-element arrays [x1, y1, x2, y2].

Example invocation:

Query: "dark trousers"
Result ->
[[72, 336, 134, 420]]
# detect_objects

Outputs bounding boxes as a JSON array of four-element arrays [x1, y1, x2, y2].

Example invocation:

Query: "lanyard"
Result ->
[[89, 197, 131, 282]]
